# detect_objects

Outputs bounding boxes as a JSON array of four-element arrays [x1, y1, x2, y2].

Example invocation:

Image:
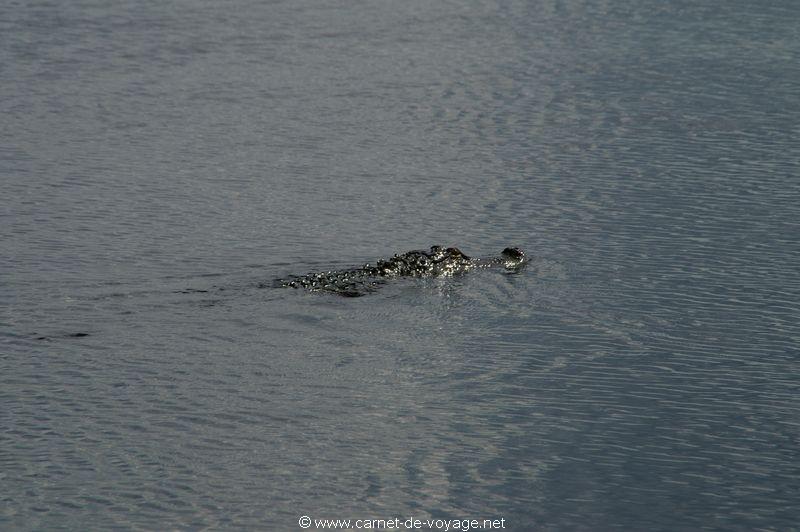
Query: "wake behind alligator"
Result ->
[[276, 246, 526, 297]]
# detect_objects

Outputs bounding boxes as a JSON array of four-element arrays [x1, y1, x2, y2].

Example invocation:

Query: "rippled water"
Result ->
[[2, 1, 799, 530]]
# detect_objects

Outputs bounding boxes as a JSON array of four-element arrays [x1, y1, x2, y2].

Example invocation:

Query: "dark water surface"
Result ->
[[2, 1, 799, 530]]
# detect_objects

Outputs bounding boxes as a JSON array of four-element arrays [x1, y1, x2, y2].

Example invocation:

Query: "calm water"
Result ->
[[2, 1, 799, 530]]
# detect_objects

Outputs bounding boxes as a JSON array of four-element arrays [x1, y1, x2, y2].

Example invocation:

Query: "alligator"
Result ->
[[277, 246, 526, 297]]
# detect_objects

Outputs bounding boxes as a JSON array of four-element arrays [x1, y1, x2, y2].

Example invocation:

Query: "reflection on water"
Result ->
[[2, 0, 799, 530]]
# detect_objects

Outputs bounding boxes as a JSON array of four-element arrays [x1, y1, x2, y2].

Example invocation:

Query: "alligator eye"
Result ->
[[445, 247, 468, 259]]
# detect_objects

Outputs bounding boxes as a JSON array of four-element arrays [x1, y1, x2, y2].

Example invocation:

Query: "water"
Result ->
[[2, 1, 799, 530]]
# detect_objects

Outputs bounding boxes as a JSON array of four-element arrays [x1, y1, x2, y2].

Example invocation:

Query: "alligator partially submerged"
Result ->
[[277, 246, 525, 297]]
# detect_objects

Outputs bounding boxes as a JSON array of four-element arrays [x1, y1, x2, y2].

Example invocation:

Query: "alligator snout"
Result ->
[[499, 247, 526, 269]]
